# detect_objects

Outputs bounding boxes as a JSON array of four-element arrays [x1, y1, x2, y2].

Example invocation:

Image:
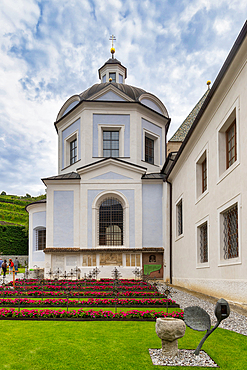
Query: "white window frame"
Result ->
[[217, 99, 240, 184], [217, 194, 241, 267], [175, 195, 184, 241], [64, 130, 79, 168], [143, 128, 160, 166], [195, 144, 209, 204], [196, 216, 210, 269], [92, 190, 129, 249], [34, 227, 46, 252], [98, 124, 125, 157]]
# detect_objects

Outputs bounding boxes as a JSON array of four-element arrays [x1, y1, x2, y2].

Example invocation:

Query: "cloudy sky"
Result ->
[[0, 1, 246, 196]]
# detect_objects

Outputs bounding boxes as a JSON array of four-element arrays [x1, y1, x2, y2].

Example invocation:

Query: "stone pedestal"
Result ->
[[156, 318, 186, 357]]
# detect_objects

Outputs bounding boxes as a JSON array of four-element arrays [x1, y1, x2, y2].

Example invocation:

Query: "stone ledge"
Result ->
[[44, 248, 164, 254]]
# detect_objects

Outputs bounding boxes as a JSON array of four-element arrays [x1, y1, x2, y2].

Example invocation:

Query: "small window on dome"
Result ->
[[109, 73, 116, 82], [119, 74, 123, 83], [103, 75, 106, 83]]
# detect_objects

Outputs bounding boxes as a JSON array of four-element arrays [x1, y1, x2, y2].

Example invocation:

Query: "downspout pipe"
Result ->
[[166, 180, 172, 284]]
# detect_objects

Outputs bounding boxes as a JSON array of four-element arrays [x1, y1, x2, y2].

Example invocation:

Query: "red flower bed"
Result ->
[[0, 290, 163, 297], [0, 307, 184, 320], [0, 297, 176, 307]]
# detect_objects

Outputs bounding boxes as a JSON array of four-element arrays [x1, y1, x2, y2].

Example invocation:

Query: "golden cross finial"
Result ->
[[109, 34, 116, 48]]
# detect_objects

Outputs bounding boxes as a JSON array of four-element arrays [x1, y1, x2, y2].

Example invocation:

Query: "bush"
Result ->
[[0, 225, 28, 255]]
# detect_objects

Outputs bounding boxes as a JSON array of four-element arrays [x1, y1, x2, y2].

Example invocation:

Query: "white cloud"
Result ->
[[0, 0, 247, 195], [213, 18, 232, 35]]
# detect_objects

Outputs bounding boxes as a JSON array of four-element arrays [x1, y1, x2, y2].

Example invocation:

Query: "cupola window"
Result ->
[[109, 72, 116, 82]]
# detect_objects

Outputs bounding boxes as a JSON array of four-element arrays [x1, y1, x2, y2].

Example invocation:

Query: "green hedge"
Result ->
[[0, 225, 28, 255]]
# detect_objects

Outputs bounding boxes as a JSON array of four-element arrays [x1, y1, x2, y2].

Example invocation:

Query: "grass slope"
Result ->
[[0, 321, 246, 370], [0, 194, 46, 229]]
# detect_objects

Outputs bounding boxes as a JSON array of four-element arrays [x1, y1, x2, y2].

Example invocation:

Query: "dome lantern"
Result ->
[[98, 35, 127, 83]]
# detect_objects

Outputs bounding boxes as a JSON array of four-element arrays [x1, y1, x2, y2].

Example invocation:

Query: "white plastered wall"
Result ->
[[27, 203, 46, 269], [56, 101, 167, 175], [169, 43, 247, 304]]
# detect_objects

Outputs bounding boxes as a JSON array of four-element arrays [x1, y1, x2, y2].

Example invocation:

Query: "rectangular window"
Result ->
[[199, 222, 208, 263], [36, 229, 46, 251], [195, 147, 208, 201], [202, 158, 207, 193], [103, 74, 106, 83], [177, 200, 183, 236], [109, 72, 116, 82], [218, 106, 238, 179], [119, 74, 123, 83], [70, 139, 77, 165], [223, 204, 238, 259], [82, 255, 96, 266], [126, 254, 141, 267], [226, 120, 237, 169], [145, 136, 154, 164], [103, 131, 119, 157]]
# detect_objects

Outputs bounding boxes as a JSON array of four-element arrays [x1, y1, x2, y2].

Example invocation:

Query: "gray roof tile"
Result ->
[[169, 89, 210, 142], [42, 172, 80, 181]]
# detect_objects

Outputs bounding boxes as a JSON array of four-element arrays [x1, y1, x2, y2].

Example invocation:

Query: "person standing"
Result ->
[[14, 257, 19, 276], [0, 258, 3, 275], [9, 259, 14, 275], [2, 260, 7, 277]]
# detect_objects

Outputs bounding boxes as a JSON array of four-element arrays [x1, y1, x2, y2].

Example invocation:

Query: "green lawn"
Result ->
[[0, 321, 246, 370]]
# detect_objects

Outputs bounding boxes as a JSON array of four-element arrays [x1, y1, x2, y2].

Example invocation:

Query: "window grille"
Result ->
[[99, 198, 123, 246], [36, 229, 46, 251], [199, 223, 208, 263], [223, 204, 238, 259], [177, 200, 183, 236], [145, 136, 154, 164], [226, 120, 236, 168], [70, 139, 77, 165], [103, 131, 119, 157], [202, 159, 207, 193]]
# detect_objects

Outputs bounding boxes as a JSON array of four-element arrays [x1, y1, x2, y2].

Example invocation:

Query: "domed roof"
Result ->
[[56, 81, 169, 122], [79, 82, 146, 102]]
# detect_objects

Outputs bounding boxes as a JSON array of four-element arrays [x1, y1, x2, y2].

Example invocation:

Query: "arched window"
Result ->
[[34, 227, 46, 251], [99, 198, 123, 246]]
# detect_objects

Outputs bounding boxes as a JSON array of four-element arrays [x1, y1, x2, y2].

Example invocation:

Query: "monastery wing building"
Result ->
[[27, 46, 170, 279], [27, 22, 247, 305]]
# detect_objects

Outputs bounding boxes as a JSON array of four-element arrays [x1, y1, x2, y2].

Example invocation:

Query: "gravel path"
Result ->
[[149, 286, 247, 367], [169, 288, 247, 336]]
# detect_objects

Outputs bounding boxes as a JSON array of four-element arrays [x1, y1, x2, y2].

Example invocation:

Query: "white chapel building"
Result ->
[[27, 22, 247, 305], [27, 46, 169, 280]]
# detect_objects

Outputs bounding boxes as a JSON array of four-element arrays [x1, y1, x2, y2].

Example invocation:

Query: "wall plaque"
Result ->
[[100, 253, 122, 266]]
